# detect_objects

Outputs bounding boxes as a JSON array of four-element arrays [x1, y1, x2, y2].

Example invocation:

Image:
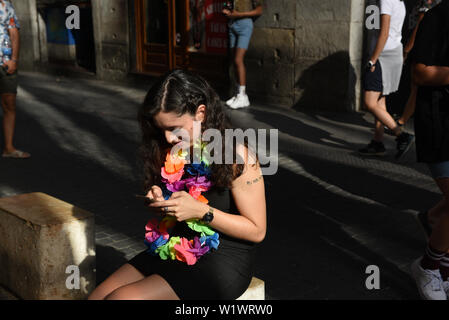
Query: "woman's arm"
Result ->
[[206, 150, 266, 243], [370, 14, 391, 64], [404, 13, 425, 56], [149, 146, 267, 243], [413, 63, 449, 86]]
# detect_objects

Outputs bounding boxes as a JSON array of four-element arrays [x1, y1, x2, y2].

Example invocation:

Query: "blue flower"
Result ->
[[161, 184, 173, 200], [200, 233, 220, 251], [144, 235, 168, 255], [186, 162, 211, 177]]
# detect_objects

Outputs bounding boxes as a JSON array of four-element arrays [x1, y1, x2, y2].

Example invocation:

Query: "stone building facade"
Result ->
[[11, 0, 422, 112]]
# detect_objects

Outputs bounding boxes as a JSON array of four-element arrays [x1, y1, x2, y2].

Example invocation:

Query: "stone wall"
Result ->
[[12, 0, 40, 70], [92, 0, 130, 81], [247, 0, 365, 112]]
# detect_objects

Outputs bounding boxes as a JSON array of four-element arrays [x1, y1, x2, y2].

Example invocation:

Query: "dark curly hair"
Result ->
[[138, 69, 245, 193]]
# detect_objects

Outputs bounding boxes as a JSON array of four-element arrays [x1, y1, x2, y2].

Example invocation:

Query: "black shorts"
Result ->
[[0, 66, 18, 94], [363, 60, 383, 92]]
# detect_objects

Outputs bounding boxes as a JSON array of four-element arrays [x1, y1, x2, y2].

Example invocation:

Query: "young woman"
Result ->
[[408, 0, 449, 300], [359, 0, 414, 159], [88, 69, 267, 300], [223, 0, 263, 109]]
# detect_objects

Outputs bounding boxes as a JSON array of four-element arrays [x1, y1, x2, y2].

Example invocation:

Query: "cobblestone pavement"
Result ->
[[0, 71, 439, 299]]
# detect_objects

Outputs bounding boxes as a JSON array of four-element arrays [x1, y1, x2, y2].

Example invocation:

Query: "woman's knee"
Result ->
[[104, 287, 130, 300]]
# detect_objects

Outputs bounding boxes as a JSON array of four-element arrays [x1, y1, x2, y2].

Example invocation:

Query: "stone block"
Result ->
[[296, 0, 351, 24], [0, 193, 95, 300], [295, 22, 350, 60], [99, 0, 129, 44], [237, 277, 265, 300], [247, 28, 295, 65], [101, 43, 129, 71], [294, 52, 356, 111], [254, 0, 296, 29], [246, 59, 294, 99]]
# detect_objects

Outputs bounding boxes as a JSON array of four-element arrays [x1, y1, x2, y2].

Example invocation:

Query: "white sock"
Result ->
[[239, 85, 246, 95]]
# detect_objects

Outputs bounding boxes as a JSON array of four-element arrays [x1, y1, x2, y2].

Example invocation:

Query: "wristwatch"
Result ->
[[367, 60, 374, 68], [201, 206, 214, 224]]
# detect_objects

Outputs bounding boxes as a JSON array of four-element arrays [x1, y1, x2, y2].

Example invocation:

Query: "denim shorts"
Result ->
[[229, 18, 254, 50], [428, 161, 449, 179]]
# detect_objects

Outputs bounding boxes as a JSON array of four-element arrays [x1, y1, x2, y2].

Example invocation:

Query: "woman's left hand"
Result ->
[[149, 191, 209, 222]]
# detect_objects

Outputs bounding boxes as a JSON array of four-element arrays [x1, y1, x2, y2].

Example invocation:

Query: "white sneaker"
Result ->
[[411, 258, 447, 300], [226, 95, 237, 106], [229, 93, 250, 109]]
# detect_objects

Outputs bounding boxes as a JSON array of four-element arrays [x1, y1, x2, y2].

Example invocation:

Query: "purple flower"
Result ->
[[185, 176, 212, 190], [165, 179, 187, 193], [186, 236, 210, 258]]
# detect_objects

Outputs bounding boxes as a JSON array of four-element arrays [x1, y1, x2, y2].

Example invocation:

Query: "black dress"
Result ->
[[127, 187, 257, 300]]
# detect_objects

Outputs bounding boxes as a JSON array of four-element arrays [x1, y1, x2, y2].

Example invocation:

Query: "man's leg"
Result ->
[[1, 93, 30, 158], [1, 93, 17, 153]]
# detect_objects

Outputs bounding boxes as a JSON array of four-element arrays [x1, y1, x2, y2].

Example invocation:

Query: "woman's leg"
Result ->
[[88, 263, 145, 300], [373, 96, 387, 142], [398, 82, 418, 125], [364, 91, 400, 134], [105, 274, 180, 300], [234, 48, 247, 87]]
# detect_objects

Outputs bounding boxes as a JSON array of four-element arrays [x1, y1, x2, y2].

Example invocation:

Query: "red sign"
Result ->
[[205, 0, 228, 54]]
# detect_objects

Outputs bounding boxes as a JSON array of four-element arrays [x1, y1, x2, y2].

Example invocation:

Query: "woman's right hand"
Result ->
[[146, 186, 165, 214]]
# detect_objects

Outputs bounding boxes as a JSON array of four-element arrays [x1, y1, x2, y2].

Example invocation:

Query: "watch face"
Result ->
[[203, 212, 213, 223]]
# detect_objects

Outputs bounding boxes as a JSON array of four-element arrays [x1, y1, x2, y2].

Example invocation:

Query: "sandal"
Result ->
[[2, 150, 31, 159]]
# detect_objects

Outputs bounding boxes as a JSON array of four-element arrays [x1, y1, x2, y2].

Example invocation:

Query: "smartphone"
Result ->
[[135, 195, 156, 204]]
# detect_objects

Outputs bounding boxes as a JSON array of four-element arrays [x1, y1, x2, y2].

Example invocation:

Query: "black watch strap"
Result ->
[[201, 207, 214, 224]]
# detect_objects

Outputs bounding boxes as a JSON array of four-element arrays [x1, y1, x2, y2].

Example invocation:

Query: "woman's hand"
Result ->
[[149, 191, 209, 222], [222, 9, 241, 19], [145, 186, 165, 214]]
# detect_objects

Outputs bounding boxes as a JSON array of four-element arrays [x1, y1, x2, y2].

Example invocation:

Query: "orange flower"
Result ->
[[164, 153, 185, 174], [197, 195, 209, 204]]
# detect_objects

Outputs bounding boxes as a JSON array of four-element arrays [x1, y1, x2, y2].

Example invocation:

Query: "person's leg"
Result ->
[[364, 91, 400, 134], [412, 177, 449, 300], [1, 93, 17, 153], [428, 178, 449, 253], [88, 263, 145, 300], [428, 199, 447, 229], [374, 96, 387, 142], [234, 48, 247, 88], [398, 82, 417, 126], [105, 274, 180, 300]]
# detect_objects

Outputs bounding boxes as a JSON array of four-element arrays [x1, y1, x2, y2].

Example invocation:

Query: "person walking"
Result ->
[[397, 0, 438, 128], [408, 0, 449, 300], [359, 0, 414, 160], [223, 0, 263, 110], [0, 0, 30, 159]]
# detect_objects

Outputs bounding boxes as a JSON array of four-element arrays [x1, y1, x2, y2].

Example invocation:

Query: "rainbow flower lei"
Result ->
[[144, 148, 220, 265]]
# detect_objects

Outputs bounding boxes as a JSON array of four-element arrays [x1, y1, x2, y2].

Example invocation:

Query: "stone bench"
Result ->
[[237, 277, 265, 300], [0, 192, 95, 299]]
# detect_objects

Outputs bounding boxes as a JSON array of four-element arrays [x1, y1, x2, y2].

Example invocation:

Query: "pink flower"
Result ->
[[174, 238, 197, 265], [161, 167, 184, 184]]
